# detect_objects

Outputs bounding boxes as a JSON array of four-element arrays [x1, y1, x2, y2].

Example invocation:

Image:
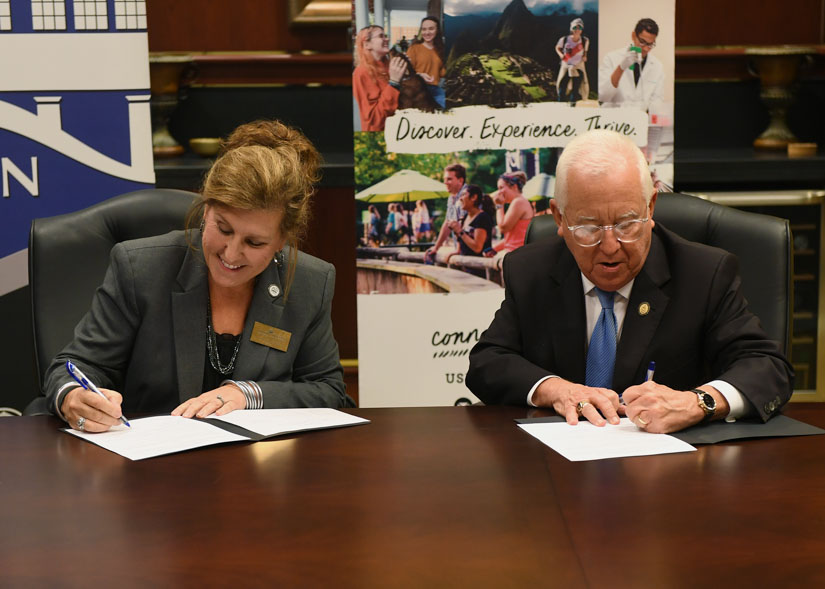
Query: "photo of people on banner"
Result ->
[[443, 1, 598, 108], [352, 0, 674, 407], [597, 0, 675, 189], [353, 0, 673, 293], [353, 10, 445, 133], [355, 132, 556, 292], [352, 0, 603, 128]]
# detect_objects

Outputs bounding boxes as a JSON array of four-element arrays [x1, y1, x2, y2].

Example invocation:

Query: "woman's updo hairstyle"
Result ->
[[187, 120, 321, 294], [499, 170, 527, 191]]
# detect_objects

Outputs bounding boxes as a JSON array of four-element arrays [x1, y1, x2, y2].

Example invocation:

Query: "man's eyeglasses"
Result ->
[[565, 217, 650, 247], [636, 38, 656, 49]]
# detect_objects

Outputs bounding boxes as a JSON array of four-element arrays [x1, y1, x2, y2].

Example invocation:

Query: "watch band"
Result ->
[[691, 388, 716, 421]]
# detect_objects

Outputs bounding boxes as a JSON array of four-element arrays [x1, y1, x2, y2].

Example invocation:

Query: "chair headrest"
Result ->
[[29, 189, 199, 387]]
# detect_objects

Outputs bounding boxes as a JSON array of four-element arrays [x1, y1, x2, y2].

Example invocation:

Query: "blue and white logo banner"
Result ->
[[0, 0, 154, 295]]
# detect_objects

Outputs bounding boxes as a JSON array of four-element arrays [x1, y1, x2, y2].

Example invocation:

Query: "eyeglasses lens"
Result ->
[[572, 219, 647, 246]]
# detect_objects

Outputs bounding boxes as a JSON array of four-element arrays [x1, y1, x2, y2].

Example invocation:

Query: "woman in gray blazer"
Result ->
[[46, 120, 351, 433]]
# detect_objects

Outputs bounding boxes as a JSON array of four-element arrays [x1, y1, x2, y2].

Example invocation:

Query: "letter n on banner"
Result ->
[[0, 0, 155, 296]]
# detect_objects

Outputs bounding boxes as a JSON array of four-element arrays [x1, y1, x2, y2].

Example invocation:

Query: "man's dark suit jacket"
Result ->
[[466, 223, 793, 421]]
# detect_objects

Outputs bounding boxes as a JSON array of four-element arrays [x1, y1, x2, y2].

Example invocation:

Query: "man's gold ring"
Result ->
[[216, 395, 225, 408], [637, 414, 650, 426], [576, 401, 591, 415]]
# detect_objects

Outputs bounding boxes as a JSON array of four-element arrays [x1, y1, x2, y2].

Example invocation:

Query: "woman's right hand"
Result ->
[[62, 387, 124, 433], [388, 56, 407, 83], [418, 72, 434, 83]]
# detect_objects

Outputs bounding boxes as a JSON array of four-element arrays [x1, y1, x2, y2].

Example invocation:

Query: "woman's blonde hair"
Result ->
[[354, 26, 388, 83], [186, 119, 321, 296]]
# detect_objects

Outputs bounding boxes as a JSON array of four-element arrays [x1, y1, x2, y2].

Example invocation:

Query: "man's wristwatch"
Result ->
[[691, 388, 716, 422]]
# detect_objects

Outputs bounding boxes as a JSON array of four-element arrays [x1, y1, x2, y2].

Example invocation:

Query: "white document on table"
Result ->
[[518, 417, 696, 461], [64, 409, 369, 461], [65, 415, 248, 461], [211, 408, 368, 436]]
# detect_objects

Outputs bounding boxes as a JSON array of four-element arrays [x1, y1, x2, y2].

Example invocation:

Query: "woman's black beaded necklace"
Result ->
[[206, 295, 241, 375]]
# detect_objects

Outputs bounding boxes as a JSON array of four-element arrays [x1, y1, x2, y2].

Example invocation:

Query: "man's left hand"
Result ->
[[622, 382, 710, 433]]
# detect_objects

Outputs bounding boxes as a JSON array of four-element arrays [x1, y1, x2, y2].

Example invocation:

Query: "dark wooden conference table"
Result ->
[[2, 404, 825, 588]]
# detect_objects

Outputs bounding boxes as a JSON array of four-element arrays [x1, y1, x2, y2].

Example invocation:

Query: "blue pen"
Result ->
[[66, 361, 131, 427], [621, 361, 656, 406], [646, 361, 656, 382]]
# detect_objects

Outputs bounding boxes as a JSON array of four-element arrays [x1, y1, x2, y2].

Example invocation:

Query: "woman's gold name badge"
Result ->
[[251, 321, 291, 352]]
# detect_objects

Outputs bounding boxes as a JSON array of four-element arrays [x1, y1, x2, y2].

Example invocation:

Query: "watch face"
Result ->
[[701, 393, 716, 411]]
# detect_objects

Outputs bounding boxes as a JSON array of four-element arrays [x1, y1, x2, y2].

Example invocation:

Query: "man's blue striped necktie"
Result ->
[[585, 288, 617, 389]]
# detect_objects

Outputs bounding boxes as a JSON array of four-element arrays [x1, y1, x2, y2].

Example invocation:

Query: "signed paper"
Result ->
[[66, 415, 248, 461], [65, 409, 369, 461], [518, 418, 696, 461]]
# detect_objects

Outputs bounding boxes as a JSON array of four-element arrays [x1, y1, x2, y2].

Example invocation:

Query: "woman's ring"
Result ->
[[637, 414, 650, 426], [576, 401, 591, 415], [76, 416, 86, 431], [216, 395, 225, 408]]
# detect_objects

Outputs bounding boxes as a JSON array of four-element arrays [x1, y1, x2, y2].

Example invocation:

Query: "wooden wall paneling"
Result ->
[[190, 53, 353, 86], [305, 185, 358, 402], [303, 186, 358, 360], [146, 0, 349, 52], [148, 0, 825, 52], [147, 1, 825, 58], [675, 0, 825, 46], [675, 47, 825, 81]]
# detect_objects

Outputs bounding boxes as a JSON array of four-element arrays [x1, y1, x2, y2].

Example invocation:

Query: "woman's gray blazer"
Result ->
[[45, 230, 350, 415]]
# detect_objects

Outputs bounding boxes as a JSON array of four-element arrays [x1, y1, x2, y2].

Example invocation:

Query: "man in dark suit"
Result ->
[[466, 130, 792, 433]]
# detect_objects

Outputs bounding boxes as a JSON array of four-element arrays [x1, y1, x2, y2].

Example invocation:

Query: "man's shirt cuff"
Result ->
[[706, 379, 749, 422], [527, 375, 560, 407]]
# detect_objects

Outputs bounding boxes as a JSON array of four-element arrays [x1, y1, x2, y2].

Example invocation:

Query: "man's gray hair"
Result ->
[[554, 130, 654, 213]]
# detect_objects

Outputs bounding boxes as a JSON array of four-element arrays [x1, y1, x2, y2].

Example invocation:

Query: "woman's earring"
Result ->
[[274, 250, 284, 267], [199, 219, 205, 232]]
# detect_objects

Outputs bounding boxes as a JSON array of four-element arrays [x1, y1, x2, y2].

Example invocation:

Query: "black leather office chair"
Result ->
[[524, 192, 792, 354], [25, 188, 199, 415]]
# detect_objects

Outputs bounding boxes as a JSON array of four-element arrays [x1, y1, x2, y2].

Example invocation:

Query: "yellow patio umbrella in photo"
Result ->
[[355, 169, 448, 203], [356, 169, 449, 242]]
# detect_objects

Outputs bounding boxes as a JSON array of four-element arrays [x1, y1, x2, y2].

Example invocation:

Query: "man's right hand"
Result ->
[[619, 48, 640, 71], [533, 377, 621, 426], [62, 387, 124, 433]]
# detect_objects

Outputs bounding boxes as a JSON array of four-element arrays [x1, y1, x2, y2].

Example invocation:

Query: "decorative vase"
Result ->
[[746, 46, 814, 150], [149, 54, 193, 158]]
